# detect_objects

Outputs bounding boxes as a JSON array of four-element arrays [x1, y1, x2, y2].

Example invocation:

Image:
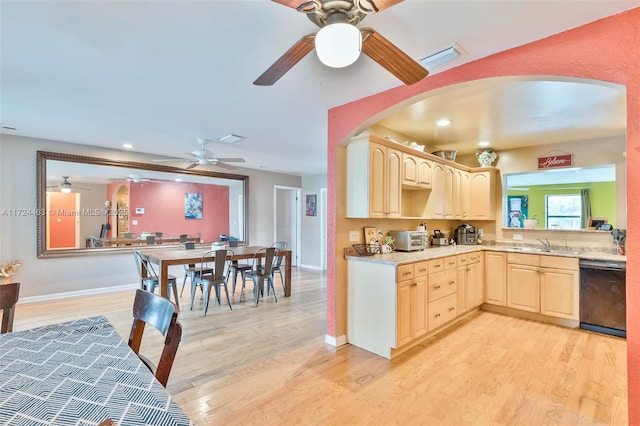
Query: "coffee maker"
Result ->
[[454, 224, 478, 245]]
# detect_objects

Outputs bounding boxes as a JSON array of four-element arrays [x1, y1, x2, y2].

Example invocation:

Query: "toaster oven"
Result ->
[[388, 231, 427, 252]]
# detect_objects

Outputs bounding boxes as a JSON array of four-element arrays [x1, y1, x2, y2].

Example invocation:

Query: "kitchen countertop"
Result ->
[[346, 244, 626, 266]]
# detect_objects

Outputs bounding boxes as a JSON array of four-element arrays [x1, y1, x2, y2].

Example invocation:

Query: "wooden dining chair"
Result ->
[[132, 250, 179, 304], [98, 419, 116, 426], [191, 249, 233, 315], [0, 282, 20, 333], [128, 289, 182, 387], [242, 247, 278, 306]]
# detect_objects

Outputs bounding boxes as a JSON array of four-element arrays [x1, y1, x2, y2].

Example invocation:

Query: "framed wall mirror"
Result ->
[[503, 164, 618, 230], [37, 151, 248, 258]]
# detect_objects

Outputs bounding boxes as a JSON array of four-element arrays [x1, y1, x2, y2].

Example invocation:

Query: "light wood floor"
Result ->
[[13, 268, 628, 425]]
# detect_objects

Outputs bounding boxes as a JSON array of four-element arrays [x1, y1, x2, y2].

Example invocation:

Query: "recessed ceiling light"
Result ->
[[217, 134, 245, 144], [437, 119, 452, 127], [122, 143, 133, 149], [478, 141, 491, 147]]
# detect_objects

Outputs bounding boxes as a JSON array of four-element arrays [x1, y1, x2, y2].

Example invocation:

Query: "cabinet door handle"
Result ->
[[419, 268, 427, 272], [434, 313, 441, 318], [411, 282, 418, 287], [449, 307, 455, 312], [434, 285, 441, 290], [449, 280, 455, 285], [434, 264, 441, 269], [403, 271, 411, 276]]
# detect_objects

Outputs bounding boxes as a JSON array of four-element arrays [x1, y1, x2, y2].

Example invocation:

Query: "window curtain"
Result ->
[[581, 188, 592, 228]]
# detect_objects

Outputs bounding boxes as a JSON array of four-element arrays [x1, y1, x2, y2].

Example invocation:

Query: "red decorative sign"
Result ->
[[537, 154, 573, 169]]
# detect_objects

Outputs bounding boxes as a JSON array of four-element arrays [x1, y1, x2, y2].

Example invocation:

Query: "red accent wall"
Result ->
[[327, 8, 640, 421], [49, 192, 76, 248], [128, 181, 229, 242]]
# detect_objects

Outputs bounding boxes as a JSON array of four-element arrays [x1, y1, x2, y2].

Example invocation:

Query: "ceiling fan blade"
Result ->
[[360, 27, 428, 85], [185, 162, 199, 170], [213, 162, 236, 170], [361, 0, 404, 13], [270, 0, 317, 12], [211, 158, 245, 163], [254, 34, 316, 86]]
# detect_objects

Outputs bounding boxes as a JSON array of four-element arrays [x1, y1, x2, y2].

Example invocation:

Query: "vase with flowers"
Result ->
[[0, 260, 20, 284], [476, 148, 497, 167]]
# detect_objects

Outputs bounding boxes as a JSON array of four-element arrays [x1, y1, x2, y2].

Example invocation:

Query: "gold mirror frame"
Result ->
[[36, 151, 249, 258]]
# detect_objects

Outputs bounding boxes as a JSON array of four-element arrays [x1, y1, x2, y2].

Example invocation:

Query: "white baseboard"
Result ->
[[19, 283, 139, 304], [325, 334, 347, 347]]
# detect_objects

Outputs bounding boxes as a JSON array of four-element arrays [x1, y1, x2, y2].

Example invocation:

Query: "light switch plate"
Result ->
[[513, 234, 523, 241], [349, 231, 360, 242]]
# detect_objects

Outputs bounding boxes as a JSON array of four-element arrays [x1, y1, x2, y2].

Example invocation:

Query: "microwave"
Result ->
[[388, 231, 427, 252]]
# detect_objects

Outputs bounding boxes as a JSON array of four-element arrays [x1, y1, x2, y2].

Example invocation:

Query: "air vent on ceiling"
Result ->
[[217, 134, 245, 144], [420, 43, 464, 70]]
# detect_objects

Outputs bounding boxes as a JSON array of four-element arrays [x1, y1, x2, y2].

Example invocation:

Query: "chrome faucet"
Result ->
[[537, 238, 551, 252], [560, 239, 569, 252]]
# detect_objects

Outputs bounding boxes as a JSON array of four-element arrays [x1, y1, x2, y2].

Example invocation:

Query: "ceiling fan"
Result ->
[[153, 139, 246, 170], [254, 0, 428, 86], [46, 176, 91, 193]]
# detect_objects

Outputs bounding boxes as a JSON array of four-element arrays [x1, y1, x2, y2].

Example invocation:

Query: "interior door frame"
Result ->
[[273, 185, 302, 267]]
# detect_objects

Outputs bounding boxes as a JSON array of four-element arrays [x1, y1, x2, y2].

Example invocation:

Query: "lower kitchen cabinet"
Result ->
[[506, 253, 579, 320], [484, 251, 507, 305], [396, 262, 428, 347]]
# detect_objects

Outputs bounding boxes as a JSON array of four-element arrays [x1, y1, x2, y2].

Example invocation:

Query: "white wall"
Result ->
[[301, 174, 327, 269], [0, 135, 301, 298]]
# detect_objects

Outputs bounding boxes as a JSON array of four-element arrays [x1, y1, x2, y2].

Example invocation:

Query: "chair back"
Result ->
[[154, 232, 164, 238], [271, 241, 288, 268], [124, 232, 132, 238], [199, 249, 231, 280], [146, 235, 156, 245], [251, 247, 278, 276], [185, 242, 195, 250], [179, 234, 188, 243], [0, 282, 20, 333], [133, 250, 158, 281], [89, 235, 104, 248], [128, 289, 182, 387]]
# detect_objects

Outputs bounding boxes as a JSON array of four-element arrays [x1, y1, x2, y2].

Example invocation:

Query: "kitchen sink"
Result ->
[[509, 247, 581, 255], [550, 249, 582, 255]]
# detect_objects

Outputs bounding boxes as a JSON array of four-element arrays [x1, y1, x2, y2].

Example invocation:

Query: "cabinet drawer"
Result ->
[[414, 261, 429, 277], [428, 294, 457, 331], [468, 252, 482, 263], [507, 252, 540, 266], [444, 256, 458, 270], [428, 269, 457, 302], [428, 258, 445, 274], [397, 264, 414, 281], [540, 255, 578, 270]]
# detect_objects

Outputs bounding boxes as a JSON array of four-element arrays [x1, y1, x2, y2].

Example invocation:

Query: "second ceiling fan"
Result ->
[[254, 0, 428, 86]]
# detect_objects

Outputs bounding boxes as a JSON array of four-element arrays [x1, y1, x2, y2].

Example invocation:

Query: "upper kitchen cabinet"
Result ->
[[347, 138, 402, 218], [468, 169, 497, 220], [403, 152, 433, 189]]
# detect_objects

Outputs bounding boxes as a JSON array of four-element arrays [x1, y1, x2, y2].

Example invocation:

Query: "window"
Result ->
[[546, 194, 581, 229]]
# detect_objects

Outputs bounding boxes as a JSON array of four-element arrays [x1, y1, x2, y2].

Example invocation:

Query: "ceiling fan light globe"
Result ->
[[60, 186, 71, 193], [315, 23, 361, 68]]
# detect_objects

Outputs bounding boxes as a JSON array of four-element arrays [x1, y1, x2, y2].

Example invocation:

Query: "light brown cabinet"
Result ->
[[484, 251, 507, 306], [468, 170, 496, 220], [346, 139, 402, 218], [403, 153, 432, 189], [466, 252, 484, 309], [396, 262, 429, 346], [506, 253, 579, 320]]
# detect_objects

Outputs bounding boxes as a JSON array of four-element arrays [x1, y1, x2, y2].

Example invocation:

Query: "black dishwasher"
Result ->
[[579, 259, 626, 338]]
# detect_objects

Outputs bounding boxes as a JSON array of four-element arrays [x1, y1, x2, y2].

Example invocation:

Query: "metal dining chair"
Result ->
[[180, 242, 213, 299], [0, 282, 20, 333], [271, 241, 288, 294], [132, 250, 179, 304], [191, 249, 233, 315], [242, 247, 279, 306]]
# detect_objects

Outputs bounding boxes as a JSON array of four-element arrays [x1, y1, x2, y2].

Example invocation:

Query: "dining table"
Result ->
[[0, 315, 192, 425], [139, 245, 292, 301]]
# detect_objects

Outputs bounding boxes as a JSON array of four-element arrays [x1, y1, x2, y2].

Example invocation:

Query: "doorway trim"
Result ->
[[273, 185, 302, 267]]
